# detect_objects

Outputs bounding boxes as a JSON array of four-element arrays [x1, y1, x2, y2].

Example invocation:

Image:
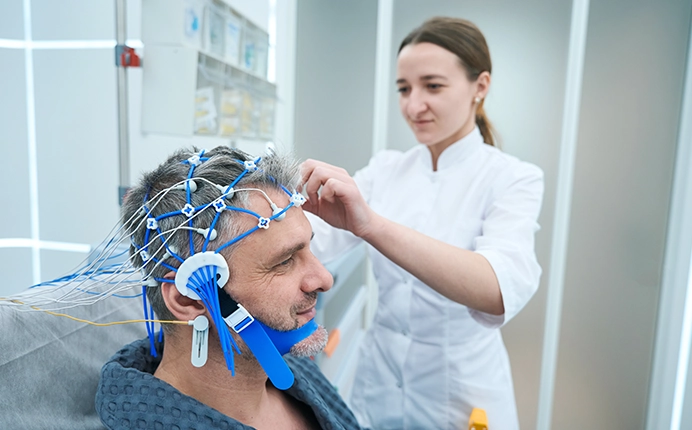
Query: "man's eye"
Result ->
[[428, 83, 442, 90], [397, 87, 409, 94], [278, 257, 294, 267]]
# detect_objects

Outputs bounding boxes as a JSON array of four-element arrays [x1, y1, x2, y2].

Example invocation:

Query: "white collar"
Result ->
[[419, 126, 485, 172]]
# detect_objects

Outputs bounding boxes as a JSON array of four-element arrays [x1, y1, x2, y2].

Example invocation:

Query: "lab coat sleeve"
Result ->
[[471, 161, 544, 328], [308, 151, 392, 265]]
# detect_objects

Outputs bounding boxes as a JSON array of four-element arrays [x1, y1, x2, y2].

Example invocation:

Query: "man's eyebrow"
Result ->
[[272, 242, 306, 265], [269, 232, 314, 265]]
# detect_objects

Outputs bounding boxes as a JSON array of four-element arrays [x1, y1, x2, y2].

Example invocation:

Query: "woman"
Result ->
[[302, 17, 543, 429]]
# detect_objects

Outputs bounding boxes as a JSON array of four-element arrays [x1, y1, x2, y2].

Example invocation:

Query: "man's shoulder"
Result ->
[[284, 356, 363, 429], [97, 337, 250, 430], [284, 355, 335, 393], [284, 355, 320, 373], [97, 343, 361, 430]]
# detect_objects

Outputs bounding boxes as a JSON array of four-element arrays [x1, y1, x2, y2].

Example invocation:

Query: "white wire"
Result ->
[[2, 181, 281, 312]]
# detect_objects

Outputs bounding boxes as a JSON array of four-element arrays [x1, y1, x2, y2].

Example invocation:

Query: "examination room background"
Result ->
[[2, 1, 692, 429]]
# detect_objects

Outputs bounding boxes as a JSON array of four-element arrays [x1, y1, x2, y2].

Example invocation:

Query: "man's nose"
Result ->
[[303, 253, 333, 293]]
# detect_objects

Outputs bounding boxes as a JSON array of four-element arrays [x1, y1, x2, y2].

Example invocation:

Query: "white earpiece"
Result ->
[[190, 315, 209, 367]]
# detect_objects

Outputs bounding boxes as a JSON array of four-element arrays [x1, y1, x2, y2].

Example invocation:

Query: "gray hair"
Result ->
[[121, 146, 301, 328]]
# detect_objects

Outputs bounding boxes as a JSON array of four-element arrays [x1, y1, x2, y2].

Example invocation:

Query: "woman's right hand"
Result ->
[[300, 159, 378, 238]]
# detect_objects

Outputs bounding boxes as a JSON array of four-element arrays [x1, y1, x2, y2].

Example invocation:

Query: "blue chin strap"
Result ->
[[218, 288, 317, 390], [258, 319, 319, 356]]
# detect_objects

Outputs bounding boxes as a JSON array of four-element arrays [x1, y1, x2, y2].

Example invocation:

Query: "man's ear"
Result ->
[[160, 271, 206, 322]]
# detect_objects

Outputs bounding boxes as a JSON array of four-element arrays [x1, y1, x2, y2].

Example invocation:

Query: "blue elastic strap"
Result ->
[[235, 320, 295, 390], [257, 319, 318, 356], [218, 289, 299, 389]]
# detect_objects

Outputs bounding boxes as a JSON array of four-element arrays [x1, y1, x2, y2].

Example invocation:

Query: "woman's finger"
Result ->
[[301, 162, 353, 204], [320, 177, 351, 203], [301, 159, 352, 185], [303, 165, 333, 203]]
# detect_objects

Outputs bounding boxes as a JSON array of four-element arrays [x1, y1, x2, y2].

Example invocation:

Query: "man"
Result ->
[[96, 147, 362, 429]]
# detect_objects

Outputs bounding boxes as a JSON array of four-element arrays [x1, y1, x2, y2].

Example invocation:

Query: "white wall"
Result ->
[[553, 1, 689, 428], [0, 43, 32, 291], [0, 1, 122, 292], [293, 0, 378, 175]]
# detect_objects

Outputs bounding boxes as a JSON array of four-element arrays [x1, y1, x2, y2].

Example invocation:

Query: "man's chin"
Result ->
[[289, 325, 328, 357]]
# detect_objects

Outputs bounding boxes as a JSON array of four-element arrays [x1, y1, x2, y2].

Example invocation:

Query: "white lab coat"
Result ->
[[309, 127, 544, 429]]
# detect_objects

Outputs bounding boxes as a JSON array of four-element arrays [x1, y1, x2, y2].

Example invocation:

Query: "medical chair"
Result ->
[[0, 283, 146, 429]]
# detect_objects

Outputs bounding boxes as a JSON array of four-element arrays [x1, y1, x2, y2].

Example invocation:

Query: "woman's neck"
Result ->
[[426, 122, 475, 171]]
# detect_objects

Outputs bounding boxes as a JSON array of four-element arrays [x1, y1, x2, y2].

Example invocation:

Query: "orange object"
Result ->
[[324, 328, 341, 358], [116, 45, 141, 68], [468, 408, 488, 430], [121, 46, 141, 67]]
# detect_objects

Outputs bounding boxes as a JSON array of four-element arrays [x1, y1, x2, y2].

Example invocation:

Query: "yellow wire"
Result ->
[[3, 299, 188, 327]]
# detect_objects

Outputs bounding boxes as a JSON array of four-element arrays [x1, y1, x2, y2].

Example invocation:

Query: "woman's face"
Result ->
[[396, 42, 488, 151]]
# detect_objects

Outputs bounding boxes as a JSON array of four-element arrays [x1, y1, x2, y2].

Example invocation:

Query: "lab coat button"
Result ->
[[401, 330, 408, 336], [396, 382, 402, 388]]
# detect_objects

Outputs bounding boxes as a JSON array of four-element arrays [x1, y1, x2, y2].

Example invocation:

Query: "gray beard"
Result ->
[[289, 325, 329, 357]]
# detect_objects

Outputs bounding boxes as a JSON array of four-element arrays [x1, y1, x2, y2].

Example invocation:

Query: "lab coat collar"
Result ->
[[422, 126, 484, 172]]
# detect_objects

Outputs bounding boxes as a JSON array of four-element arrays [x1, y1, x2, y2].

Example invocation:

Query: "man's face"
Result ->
[[223, 188, 333, 355]]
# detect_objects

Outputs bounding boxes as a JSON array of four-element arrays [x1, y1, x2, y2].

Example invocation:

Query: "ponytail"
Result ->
[[475, 100, 496, 147]]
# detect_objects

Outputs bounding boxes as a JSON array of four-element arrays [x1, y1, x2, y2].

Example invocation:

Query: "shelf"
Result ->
[[142, 0, 269, 79], [141, 0, 275, 140]]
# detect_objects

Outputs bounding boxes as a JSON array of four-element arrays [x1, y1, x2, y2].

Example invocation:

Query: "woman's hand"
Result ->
[[300, 159, 378, 238]]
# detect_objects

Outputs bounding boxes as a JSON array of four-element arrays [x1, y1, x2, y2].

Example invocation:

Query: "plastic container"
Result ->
[[204, 3, 225, 57], [224, 12, 242, 66]]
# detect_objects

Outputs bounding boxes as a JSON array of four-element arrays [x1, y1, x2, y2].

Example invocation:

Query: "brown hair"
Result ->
[[399, 17, 496, 146]]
